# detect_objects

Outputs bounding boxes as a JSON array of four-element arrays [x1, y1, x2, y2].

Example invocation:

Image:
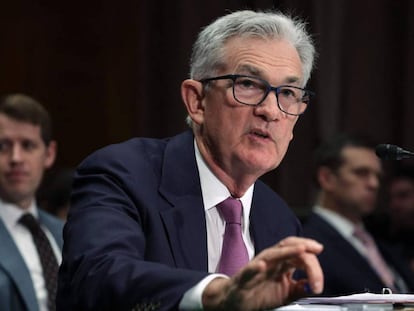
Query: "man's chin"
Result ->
[[241, 153, 280, 173], [3, 192, 32, 206], [361, 205, 376, 216]]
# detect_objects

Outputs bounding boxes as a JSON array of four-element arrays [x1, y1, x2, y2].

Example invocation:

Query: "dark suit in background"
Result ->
[[303, 133, 414, 297], [303, 212, 414, 296]]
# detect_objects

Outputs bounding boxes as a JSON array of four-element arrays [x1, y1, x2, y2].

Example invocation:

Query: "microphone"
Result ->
[[375, 144, 414, 160]]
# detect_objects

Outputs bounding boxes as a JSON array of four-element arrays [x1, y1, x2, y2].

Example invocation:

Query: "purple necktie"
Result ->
[[216, 197, 249, 276]]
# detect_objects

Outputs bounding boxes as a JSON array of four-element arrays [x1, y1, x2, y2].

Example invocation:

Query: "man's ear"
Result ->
[[317, 166, 337, 191], [181, 79, 205, 126], [44, 140, 57, 169]]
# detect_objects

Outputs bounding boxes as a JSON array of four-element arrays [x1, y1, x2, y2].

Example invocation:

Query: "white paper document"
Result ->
[[297, 292, 414, 305], [275, 304, 343, 310], [273, 293, 414, 310]]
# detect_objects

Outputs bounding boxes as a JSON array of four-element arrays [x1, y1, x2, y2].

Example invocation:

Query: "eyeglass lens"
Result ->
[[233, 76, 308, 115]]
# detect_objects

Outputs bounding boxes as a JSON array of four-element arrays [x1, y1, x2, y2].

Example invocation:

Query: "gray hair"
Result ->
[[186, 10, 316, 126]]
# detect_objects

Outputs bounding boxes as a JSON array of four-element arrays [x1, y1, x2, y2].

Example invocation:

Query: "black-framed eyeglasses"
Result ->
[[199, 74, 314, 116]]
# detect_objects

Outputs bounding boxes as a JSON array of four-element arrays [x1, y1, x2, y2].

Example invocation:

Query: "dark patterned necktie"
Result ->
[[216, 197, 249, 276], [19, 213, 58, 311]]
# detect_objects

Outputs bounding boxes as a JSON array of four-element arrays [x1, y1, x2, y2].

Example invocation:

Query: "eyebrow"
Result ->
[[235, 64, 301, 85], [284, 76, 301, 85], [236, 64, 262, 76]]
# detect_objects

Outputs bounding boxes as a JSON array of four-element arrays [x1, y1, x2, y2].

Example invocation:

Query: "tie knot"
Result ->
[[217, 197, 242, 224], [19, 213, 41, 233], [353, 226, 372, 245]]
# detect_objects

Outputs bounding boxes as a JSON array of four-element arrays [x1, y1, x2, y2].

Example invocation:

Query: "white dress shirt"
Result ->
[[179, 140, 255, 310], [0, 199, 62, 311]]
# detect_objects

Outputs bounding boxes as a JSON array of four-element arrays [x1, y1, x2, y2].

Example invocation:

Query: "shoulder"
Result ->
[[72, 131, 196, 200], [38, 210, 64, 248], [302, 212, 339, 241], [38, 209, 64, 229], [254, 180, 293, 213], [253, 180, 300, 226], [78, 131, 193, 172], [84, 136, 168, 165], [302, 212, 323, 227]]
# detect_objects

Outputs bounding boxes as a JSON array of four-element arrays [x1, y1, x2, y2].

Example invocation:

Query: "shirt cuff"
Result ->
[[179, 273, 229, 310]]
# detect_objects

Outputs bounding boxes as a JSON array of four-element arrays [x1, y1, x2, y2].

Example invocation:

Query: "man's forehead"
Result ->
[[0, 115, 42, 140], [342, 146, 376, 157], [391, 178, 414, 189], [341, 146, 382, 169], [222, 38, 303, 84]]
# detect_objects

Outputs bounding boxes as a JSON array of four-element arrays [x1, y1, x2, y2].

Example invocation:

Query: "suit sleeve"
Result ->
[[57, 144, 208, 311]]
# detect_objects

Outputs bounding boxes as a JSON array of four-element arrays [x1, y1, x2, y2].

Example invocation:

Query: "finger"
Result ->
[[255, 243, 308, 263], [277, 237, 323, 254], [249, 240, 324, 293], [253, 245, 310, 282], [289, 279, 314, 301], [293, 252, 324, 294]]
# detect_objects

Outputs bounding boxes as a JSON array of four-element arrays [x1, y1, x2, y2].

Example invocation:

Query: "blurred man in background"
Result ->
[[0, 94, 63, 311], [303, 133, 414, 295], [386, 165, 414, 272]]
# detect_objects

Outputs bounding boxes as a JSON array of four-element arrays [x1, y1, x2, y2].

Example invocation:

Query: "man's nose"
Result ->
[[253, 92, 285, 121], [367, 173, 380, 189], [11, 145, 23, 163]]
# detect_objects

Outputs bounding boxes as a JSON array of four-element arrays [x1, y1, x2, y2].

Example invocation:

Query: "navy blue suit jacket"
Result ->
[[57, 130, 301, 311], [303, 212, 414, 296], [0, 210, 63, 311]]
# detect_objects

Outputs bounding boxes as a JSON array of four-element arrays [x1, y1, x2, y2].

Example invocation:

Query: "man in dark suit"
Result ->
[[0, 94, 64, 311], [303, 134, 414, 296], [57, 10, 324, 311]]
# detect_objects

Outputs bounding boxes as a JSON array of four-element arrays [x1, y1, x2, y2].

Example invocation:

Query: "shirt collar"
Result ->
[[313, 205, 361, 238], [194, 139, 254, 214], [0, 198, 38, 231]]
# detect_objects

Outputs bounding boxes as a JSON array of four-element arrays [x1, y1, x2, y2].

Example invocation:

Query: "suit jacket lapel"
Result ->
[[159, 131, 208, 271], [39, 210, 63, 249], [250, 183, 301, 254], [156, 132, 301, 270], [0, 219, 39, 311], [312, 214, 384, 278]]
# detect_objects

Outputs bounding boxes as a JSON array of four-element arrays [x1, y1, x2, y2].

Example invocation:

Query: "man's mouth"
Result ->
[[7, 171, 27, 180], [251, 129, 270, 139]]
